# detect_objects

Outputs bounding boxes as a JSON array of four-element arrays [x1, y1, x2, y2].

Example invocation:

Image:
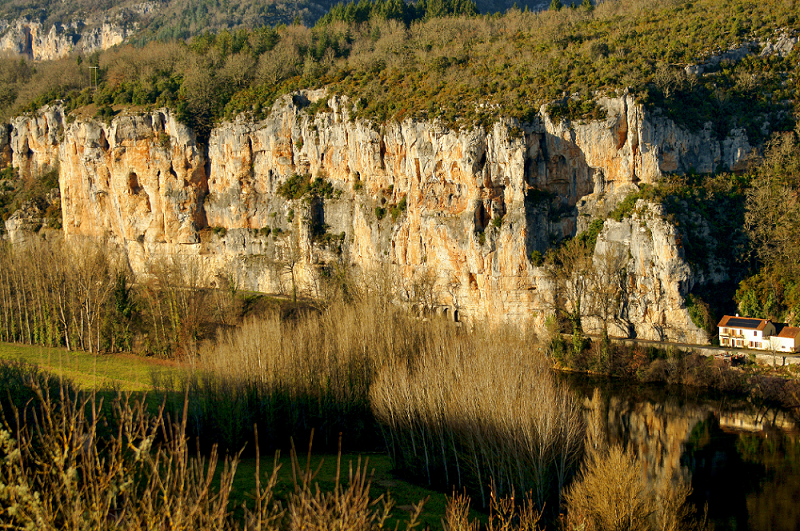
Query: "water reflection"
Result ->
[[559, 374, 800, 531]]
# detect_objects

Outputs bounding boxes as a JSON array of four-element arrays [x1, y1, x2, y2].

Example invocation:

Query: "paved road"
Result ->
[[579, 334, 800, 366]]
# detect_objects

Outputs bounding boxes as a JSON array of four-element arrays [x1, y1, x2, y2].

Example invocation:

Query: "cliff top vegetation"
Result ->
[[0, 0, 543, 37], [0, 0, 797, 142]]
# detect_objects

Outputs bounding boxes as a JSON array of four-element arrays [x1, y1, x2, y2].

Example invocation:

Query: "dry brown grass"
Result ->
[[0, 372, 424, 531], [370, 322, 583, 512]]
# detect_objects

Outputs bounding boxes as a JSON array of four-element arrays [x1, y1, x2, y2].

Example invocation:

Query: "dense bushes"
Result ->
[[155, 297, 416, 453], [371, 330, 584, 512], [2, 0, 798, 137], [147, 287, 585, 518], [564, 446, 699, 531], [0, 363, 427, 531], [736, 128, 800, 324], [318, 0, 478, 26]]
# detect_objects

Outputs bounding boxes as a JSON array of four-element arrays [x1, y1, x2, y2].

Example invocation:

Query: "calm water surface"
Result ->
[[560, 374, 800, 531]]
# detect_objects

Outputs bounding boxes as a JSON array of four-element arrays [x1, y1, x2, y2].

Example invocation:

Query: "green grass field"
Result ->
[[0, 342, 183, 391], [227, 452, 462, 529], [0, 341, 476, 528]]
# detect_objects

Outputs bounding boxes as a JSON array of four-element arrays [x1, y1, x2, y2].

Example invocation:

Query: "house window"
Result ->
[[754, 331, 757, 337]]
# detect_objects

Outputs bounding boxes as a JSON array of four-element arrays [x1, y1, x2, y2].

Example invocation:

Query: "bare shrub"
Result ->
[[163, 295, 428, 451], [137, 254, 230, 357], [0, 382, 236, 530], [563, 445, 700, 531], [0, 237, 125, 352], [0, 367, 423, 531], [444, 490, 543, 531], [370, 323, 584, 511]]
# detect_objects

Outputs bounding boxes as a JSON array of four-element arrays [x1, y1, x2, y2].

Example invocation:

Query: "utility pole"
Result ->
[[89, 66, 98, 91]]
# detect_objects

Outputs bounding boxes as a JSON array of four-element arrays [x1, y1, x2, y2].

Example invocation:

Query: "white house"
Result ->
[[718, 315, 777, 350], [770, 326, 800, 353], [718, 315, 800, 353]]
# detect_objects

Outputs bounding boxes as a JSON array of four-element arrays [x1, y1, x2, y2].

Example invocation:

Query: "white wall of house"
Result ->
[[719, 323, 776, 350], [771, 335, 800, 353]]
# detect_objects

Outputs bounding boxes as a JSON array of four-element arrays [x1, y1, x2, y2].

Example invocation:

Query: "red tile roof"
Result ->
[[777, 326, 800, 339]]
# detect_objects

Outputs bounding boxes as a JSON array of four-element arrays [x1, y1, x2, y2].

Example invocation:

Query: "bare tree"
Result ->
[[544, 239, 594, 351], [280, 232, 304, 303], [586, 245, 630, 370], [590, 246, 629, 336]]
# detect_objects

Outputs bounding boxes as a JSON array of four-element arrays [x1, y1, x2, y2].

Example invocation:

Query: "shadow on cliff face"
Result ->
[[521, 130, 599, 258]]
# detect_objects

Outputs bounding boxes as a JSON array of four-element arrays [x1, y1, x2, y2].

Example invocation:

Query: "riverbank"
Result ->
[[551, 332, 800, 416]]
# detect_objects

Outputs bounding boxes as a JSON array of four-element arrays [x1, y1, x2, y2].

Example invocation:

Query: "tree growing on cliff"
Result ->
[[545, 238, 593, 358], [587, 245, 630, 371], [280, 232, 304, 303]]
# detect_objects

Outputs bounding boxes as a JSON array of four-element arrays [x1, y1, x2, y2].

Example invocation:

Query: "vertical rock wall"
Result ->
[[1, 93, 754, 342], [0, 19, 128, 61]]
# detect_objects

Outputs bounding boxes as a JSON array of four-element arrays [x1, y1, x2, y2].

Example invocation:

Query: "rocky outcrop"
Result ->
[[684, 30, 798, 77], [58, 109, 207, 275], [4, 189, 60, 244], [8, 105, 64, 179], [0, 19, 128, 60], [593, 201, 703, 344], [1, 92, 759, 342]]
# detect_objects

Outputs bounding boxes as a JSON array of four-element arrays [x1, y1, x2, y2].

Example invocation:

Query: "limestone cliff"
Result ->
[[0, 18, 128, 61], [1, 93, 756, 343]]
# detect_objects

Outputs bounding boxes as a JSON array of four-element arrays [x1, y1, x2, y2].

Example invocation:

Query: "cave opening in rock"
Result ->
[[128, 172, 142, 195], [474, 201, 489, 231]]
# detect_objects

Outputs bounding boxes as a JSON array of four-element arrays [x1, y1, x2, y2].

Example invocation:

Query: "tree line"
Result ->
[[0, 237, 237, 356]]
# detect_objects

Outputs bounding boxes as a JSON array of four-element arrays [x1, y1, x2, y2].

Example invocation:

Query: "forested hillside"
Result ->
[[0, 0, 547, 40]]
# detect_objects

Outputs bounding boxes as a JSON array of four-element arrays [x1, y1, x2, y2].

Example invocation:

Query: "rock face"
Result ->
[[0, 18, 128, 61], [593, 202, 700, 343], [2, 93, 757, 342]]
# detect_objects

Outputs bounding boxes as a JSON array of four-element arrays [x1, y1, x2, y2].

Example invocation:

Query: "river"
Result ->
[[560, 374, 800, 531]]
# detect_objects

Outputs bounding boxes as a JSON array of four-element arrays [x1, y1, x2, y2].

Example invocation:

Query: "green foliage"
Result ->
[[686, 293, 715, 337], [608, 191, 643, 222], [734, 130, 800, 324], [277, 173, 339, 201], [4, 0, 797, 137], [575, 218, 605, 253], [318, 0, 478, 27], [548, 96, 606, 123], [530, 250, 543, 266], [389, 195, 407, 222], [374, 206, 386, 220], [0, 167, 61, 230]]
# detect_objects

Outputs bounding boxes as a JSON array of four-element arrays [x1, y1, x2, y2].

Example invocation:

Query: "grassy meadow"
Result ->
[[0, 342, 180, 391], [0, 341, 465, 529]]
